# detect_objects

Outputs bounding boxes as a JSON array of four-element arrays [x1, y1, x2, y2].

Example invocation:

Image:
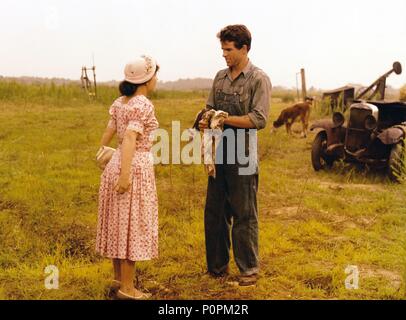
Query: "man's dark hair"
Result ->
[[217, 24, 252, 52]]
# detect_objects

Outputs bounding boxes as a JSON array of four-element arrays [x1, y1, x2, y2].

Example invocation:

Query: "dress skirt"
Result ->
[[96, 150, 158, 261]]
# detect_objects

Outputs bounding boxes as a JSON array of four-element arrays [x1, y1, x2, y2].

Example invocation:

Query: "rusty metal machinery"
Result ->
[[356, 61, 402, 101]]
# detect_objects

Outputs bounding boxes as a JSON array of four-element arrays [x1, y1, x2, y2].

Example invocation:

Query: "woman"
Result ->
[[96, 55, 159, 300]]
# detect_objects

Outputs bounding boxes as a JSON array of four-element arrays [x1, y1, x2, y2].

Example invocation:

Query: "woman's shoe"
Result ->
[[111, 280, 121, 289], [116, 289, 152, 300], [107, 280, 121, 298]]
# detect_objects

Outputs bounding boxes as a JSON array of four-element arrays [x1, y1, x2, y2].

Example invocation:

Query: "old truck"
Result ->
[[310, 62, 406, 181]]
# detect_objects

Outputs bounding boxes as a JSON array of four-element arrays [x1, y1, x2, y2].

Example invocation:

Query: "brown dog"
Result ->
[[272, 97, 313, 137]]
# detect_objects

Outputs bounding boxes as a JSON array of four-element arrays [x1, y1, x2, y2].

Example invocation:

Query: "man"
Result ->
[[199, 25, 271, 286]]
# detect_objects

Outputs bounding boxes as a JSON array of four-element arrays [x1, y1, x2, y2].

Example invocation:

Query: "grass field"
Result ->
[[0, 81, 405, 300]]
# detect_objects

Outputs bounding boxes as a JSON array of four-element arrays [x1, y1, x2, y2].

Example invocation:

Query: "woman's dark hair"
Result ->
[[119, 65, 160, 97], [217, 24, 252, 52], [119, 81, 140, 97]]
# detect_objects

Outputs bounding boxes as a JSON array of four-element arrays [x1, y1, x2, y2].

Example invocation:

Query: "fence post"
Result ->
[[301, 68, 307, 102]]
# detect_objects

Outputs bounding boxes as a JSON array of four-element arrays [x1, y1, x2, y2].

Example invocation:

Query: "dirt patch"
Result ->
[[359, 266, 403, 290], [357, 215, 379, 228], [265, 206, 301, 217], [265, 206, 351, 226], [263, 206, 325, 225], [316, 181, 385, 193], [264, 206, 378, 232]]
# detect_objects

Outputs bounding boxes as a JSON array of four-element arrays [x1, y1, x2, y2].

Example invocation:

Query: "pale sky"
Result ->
[[1, 0, 406, 89]]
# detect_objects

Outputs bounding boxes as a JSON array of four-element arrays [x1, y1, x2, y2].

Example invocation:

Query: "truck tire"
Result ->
[[311, 131, 334, 171], [388, 142, 405, 182]]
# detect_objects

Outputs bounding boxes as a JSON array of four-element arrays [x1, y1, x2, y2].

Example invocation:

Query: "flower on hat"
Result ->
[[142, 55, 154, 74]]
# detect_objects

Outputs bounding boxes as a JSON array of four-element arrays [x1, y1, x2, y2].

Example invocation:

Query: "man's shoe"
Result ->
[[207, 265, 230, 279], [238, 274, 257, 287]]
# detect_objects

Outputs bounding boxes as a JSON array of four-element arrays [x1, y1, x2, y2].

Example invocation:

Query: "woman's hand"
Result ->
[[115, 175, 131, 194], [116, 130, 137, 194]]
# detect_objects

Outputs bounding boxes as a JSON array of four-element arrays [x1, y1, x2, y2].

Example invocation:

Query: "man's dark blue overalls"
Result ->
[[204, 62, 271, 277]]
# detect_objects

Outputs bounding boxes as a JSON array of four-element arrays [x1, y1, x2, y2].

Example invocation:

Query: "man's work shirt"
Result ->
[[206, 60, 271, 130]]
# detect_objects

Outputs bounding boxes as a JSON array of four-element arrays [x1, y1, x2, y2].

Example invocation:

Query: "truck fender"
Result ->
[[310, 120, 346, 146], [377, 126, 406, 145]]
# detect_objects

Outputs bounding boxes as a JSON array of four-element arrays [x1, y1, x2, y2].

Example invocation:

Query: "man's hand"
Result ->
[[198, 109, 216, 131], [198, 119, 209, 131]]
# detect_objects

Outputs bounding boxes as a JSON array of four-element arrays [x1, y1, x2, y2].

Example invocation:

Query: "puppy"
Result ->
[[189, 109, 228, 177], [202, 110, 228, 177], [272, 97, 313, 137]]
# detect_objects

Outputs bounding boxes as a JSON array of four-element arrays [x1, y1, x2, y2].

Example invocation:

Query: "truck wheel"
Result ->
[[311, 131, 334, 171], [388, 142, 405, 182]]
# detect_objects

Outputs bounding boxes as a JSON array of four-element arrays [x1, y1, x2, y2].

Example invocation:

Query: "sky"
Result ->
[[1, 0, 406, 89]]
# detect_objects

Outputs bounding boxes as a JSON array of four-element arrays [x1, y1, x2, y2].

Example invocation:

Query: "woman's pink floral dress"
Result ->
[[96, 95, 159, 261]]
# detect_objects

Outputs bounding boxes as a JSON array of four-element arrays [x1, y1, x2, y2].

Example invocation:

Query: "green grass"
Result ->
[[0, 81, 406, 300]]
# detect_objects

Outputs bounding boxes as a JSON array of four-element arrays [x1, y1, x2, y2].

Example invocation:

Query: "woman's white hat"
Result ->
[[124, 55, 158, 84]]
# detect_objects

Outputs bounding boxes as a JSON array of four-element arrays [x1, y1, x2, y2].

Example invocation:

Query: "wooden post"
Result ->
[[92, 66, 97, 98], [301, 68, 307, 102], [80, 65, 97, 98], [296, 72, 300, 101]]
